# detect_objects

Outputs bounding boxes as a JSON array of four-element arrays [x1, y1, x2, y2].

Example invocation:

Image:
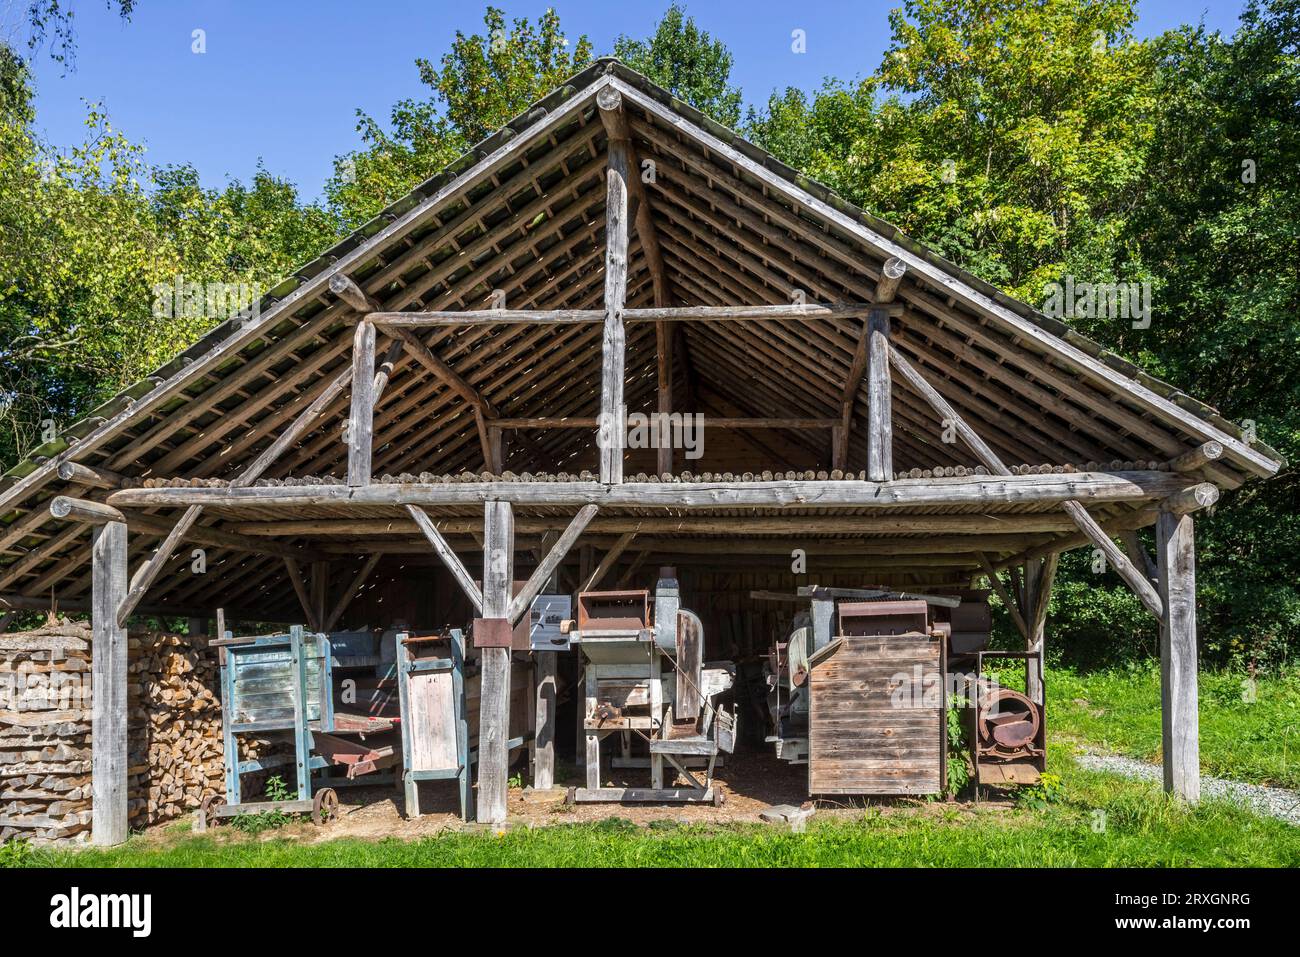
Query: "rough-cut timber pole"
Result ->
[[49, 496, 125, 525], [405, 504, 484, 613], [323, 551, 383, 632], [116, 504, 203, 626], [598, 86, 629, 485], [477, 500, 514, 823], [1157, 507, 1199, 801], [91, 516, 128, 845], [865, 308, 893, 481], [1025, 554, 1059, 705], [583, 527, 638, 591], [533, 529, 559, 791], [1061, 500, 1164, 618], [976, 552, 1030, 639], [507, 504, 599, 625], [347, 318, 377, 486], [597, 89, 674, 477]]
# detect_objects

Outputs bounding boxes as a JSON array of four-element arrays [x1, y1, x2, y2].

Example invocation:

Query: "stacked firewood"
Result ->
[[129, 632, 225, 828], [0, 620, 95, 843], [0, 619, 274, 844]]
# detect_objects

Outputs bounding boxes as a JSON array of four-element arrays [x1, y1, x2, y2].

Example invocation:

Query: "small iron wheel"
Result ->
[[312, 787, 339, 825], [199, 794, 226, 830]]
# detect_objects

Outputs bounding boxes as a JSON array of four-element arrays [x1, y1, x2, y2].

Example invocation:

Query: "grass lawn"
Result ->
[[1048, 665, 1300, 789], [8, 746, 1299, 868]]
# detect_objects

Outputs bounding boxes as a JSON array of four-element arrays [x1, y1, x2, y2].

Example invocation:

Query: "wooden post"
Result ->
[[310, 560, 330, 633], [656, 322, 674, 476], [1025, 554, 1058, 705], [599, 87, 629, 485], [477, 500, 514, 823], [533, 531, 559, 791], [865, 309, 892, 481], [92, 519, 128, 846], [347, 318, 376, 486], [1157, 509, 1199, 801]]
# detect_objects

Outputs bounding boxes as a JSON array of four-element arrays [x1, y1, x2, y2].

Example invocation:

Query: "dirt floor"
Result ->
[[162, 748, 962, 844]]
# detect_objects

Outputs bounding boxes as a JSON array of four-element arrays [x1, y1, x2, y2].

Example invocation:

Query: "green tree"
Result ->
[[0, 41, 338, 471], [14, 1, 136, 68], [325, 7, 593, 229], [749, 0, 1157, 301], [615, 3, 743, 128]]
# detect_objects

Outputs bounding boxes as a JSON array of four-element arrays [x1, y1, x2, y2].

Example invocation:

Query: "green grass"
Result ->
[[13, 749, 1300, 868], [1049, 664, 1300, 788]]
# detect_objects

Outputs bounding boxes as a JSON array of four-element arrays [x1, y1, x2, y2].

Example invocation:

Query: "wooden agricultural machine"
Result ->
[[198, 626, 396, 829], [566, 570, 736, 806]]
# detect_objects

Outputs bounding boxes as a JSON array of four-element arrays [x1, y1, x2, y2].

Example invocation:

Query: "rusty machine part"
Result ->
[[576, 589, 650, 631], [976, 687, 1043, 760]]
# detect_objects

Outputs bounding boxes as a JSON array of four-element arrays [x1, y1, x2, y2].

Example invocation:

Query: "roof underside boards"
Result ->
[[0, 59, 1283, 620]]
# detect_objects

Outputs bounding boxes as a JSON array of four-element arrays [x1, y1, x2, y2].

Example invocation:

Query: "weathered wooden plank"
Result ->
[[476, 500, 514, 824], [347, 319, 377, 487], [600, 95, 630, 485], [91, 519, 128, 846], [107, 471, 1198, 511], [865, 309, 892, 481], [1157, 509, 1199, 801]]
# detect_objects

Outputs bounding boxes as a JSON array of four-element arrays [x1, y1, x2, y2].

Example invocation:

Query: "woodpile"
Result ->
[[0, 620, 94, 843], [0, 617, 273, 844]]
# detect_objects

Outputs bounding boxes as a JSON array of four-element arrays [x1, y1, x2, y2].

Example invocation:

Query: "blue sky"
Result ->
[[17, 0, 1248, 201]]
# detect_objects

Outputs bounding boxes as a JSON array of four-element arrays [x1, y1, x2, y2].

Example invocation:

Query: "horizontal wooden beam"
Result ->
[[48, 497, 125, 526], [231, 515, 1085, 537], [56, 462, 129, 490], [367, 302, 903, 327], [490, 416, 841, 430], [1167, 441, 1223, 473], [107, 472, 1197, 511]]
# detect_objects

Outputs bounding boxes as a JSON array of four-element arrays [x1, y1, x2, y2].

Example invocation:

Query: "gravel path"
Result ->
[[1076, 752, 1300, 826]]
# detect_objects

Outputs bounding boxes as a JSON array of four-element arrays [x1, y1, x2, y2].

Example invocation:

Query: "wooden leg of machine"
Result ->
[[585, 663, 601, 789]]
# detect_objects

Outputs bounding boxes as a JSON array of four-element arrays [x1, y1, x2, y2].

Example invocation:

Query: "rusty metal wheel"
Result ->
[[311, 787, 339, 825], [198, 794, 226, 830]]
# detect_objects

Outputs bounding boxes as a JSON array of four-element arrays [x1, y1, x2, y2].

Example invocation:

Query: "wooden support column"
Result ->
[[656, 323, 674, 475], [347, 318, 377, 486], [837, 258, 905, 470], [599, 80, 671, 476], [865, 308, 893, 481], [310, 560, 330, 634], [598, 87, 630, 485], [91, 517, 128, 846], [533, 529, 559, 791], [477, 501, 515, 823], [1025, 554, 1058, 705], [1157, 508, 1199, 801]]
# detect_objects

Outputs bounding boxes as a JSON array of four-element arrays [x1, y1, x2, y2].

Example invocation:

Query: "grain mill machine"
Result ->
[[566, 570, 735, 806]]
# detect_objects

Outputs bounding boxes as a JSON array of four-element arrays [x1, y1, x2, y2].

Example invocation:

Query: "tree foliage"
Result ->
[[615, 3, 743, 128], [325, 6, 593, 229], [2, 2, 1298, 666]]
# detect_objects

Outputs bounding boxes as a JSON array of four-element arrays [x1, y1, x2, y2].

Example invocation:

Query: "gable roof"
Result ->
[[0, 58, 1284, 619]]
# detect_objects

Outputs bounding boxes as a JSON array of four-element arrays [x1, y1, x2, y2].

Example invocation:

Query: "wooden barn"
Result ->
[[0, 59, 1283, 844]]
